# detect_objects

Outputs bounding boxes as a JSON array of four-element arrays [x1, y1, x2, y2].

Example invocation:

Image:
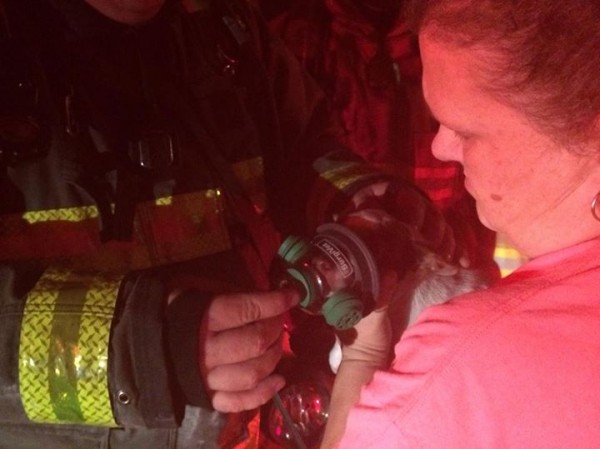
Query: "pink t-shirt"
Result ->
[[338, 237, 600, 449]]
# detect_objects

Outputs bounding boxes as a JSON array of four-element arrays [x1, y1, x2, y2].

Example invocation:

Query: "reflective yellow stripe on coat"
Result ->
[[19, 269, 122, 425]]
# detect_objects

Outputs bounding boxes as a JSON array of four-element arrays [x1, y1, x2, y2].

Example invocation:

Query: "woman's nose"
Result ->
[[431, 125, 464, 163]]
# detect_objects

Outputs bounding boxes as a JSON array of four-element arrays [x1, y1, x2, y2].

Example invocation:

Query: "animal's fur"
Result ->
[[329, 252, 491, 374]]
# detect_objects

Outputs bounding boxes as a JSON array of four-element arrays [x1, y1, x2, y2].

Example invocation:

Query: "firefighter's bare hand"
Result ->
[[198, 289, 300, 413]]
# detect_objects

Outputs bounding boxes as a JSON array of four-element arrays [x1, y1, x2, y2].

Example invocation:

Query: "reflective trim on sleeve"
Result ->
[[19, 269, 69, 423], [319, 163, 380, 192], [19, 269, 121, 426], [307, 159, 388, 228]]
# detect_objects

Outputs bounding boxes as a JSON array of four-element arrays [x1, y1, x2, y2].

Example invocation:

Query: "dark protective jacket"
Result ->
[[0, 1, 398, 448]]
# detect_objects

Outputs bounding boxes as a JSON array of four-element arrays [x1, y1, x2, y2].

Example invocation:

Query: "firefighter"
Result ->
[[0, 0, 457, 447]]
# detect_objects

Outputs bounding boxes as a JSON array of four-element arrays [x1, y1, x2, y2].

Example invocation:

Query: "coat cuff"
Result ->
[[165, 289, 213, 410], [110, 272, 178, 428]]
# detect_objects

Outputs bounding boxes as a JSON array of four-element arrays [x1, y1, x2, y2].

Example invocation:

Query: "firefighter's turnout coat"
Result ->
[[0, 0, 442, 447]]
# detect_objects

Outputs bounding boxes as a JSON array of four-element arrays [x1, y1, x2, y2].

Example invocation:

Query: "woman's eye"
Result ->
[[454, 129, 477, 144], [453, 130, 470, 140]]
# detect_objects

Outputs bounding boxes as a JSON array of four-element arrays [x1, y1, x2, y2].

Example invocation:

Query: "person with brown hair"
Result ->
[[321, 1, 600, 447]]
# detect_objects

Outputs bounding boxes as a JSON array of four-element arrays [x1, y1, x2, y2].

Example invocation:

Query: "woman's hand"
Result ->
[[320, 272, 398, 449]]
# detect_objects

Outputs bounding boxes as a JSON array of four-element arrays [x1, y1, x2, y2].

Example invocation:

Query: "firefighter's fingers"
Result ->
[[205, 289, 299, 332], [206, 340, 286, 413], [202, 317, 284, 371]]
